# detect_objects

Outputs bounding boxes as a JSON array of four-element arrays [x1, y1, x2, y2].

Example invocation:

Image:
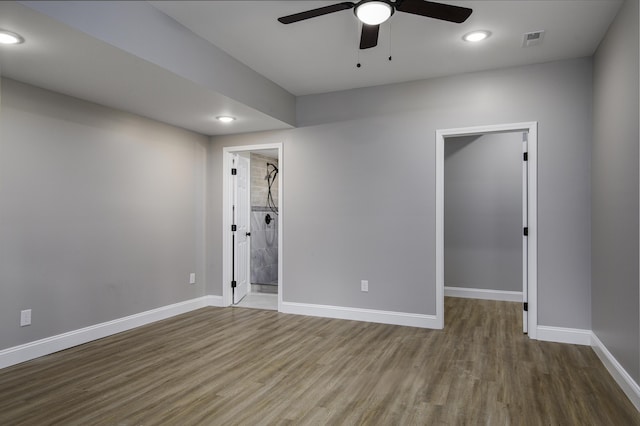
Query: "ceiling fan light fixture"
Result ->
[[463, 30, 491, 43], [355, 1, 393, 26], [0, 30, 24, 45]]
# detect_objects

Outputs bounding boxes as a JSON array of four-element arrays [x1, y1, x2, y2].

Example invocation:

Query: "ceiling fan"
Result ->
[[278, 0, 473, 50]]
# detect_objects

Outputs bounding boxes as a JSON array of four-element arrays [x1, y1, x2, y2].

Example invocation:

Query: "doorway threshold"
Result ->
[[234, 293, 278, 311]]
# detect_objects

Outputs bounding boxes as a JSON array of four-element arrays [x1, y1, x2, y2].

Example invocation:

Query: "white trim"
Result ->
[[528, 124, 538, 339], [436, 134, 444, 329], [535, 325, 592, 346], [222, 149, 232, 306], [522, 132, 529, 333], [280, 302, 439, 329], [205, 295, 225, 307], [445, 286, 522, 302], [222, 143, 283, 311], [278, 148, 283, 312], [436, 122, 538, 338], [592, 332, 640, 411], [0, 297, 210, 370]]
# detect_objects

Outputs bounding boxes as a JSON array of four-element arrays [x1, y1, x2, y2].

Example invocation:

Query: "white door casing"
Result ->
[[522, 132, 529, 333], [436, 122, 538, 338]]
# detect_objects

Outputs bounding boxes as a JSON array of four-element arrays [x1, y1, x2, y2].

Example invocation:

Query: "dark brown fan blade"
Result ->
[[360, 24, 379, 49], [396, 0, 472, 23], [278, 2, 354, 24]]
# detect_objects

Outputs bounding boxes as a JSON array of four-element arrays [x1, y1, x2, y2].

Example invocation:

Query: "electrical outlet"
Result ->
[[20, 309, 31, 327], [189, 273, 196, 284], [361, 280, 369, 292]]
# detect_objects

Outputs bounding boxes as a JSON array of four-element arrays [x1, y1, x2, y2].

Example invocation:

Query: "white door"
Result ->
[[522, 132, 529, 333], [233, 154, 250, 304]]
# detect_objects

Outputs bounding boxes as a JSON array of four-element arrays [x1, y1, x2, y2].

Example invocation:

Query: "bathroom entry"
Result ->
[[248, 152, 279, 293], [223, 143, 282, 311]]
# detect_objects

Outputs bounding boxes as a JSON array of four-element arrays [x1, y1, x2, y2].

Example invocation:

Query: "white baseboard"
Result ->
[[205, 294, 225, 307], [536, 325, 592, 345], [445, 286, 523, 302], [280, 301, 439, 329], [0, 296, 211, 370], [4, 293, 639, 415], [591, 333, 640, 411]]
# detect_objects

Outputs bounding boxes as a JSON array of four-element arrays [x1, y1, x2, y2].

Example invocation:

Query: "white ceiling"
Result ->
[[0, 1, 624, 135], [152, 0, 623, 96], [0, 1, 293, 135]]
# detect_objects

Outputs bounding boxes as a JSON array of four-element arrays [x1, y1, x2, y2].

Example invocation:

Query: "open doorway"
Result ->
[[222, 143, 283, 311], [436, 122, 538, 338]]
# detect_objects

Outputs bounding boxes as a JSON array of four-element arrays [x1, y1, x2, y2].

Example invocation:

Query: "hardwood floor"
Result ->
[[0, 298, 638, 425]]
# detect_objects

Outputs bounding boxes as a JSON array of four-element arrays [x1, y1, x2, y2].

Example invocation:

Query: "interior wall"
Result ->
[[210, 58, 593, 329], [0, 78, 208, 351], [444, 132, 523, 292], [592, 0, 640, 382]]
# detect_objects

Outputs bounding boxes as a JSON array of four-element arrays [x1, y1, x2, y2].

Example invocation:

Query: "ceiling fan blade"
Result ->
[[278, 2, 354, 24], [396, 0, 472, 23], [360, 24, 379, 49]]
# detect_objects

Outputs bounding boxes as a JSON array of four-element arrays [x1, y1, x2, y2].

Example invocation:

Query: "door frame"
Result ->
[[435, 122, 538, 338], [232, 152, 251, 304], [222, 143, 283, 310]]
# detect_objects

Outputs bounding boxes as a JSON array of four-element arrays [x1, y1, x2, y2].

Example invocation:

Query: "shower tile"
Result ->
[[253, 265, 270, 284], [251, 248, 265, 266], [266, 264, 278, 284], [264, 231, 277, 248], [252, 229, 267, 248], [251, 212, 261, 230], [249, 184, 278, 286], [264, 247, 278, 265]]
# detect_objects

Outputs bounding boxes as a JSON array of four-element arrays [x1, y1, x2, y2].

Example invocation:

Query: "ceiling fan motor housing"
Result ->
[[354, 0, 396, 25]]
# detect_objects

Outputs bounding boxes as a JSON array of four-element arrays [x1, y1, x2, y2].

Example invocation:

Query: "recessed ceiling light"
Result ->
[[0, 30, 24, 45], [355, 1, 393, 26], [216, 116, 236, 123], [463, 30, 491, 43]]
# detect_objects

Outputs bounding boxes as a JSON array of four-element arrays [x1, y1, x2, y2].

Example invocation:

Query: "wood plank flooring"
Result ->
[[0, 298, 638, 425]]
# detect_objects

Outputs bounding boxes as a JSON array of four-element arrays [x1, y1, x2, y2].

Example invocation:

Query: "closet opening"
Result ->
[[435, 122, 538, 338]]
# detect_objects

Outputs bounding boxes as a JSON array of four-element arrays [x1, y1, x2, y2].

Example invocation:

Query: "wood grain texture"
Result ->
[[0, 298, 638, 425]]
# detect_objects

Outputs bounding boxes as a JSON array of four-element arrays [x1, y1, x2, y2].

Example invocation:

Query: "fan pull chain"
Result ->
[[356, 23, 362, 68], [388, 22, 392, 61]]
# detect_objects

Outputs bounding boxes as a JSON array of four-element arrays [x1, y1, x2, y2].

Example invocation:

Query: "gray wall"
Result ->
[[592, 0, 640, 382], [210, 58, 593, 328], [0, 78, 208, 351], [445, 133, 523, 292]]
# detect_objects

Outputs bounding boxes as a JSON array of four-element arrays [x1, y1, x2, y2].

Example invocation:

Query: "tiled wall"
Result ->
[[250, 153, 278, 286], [250, 209, 278, 285], [250, 153, 278, 209]]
